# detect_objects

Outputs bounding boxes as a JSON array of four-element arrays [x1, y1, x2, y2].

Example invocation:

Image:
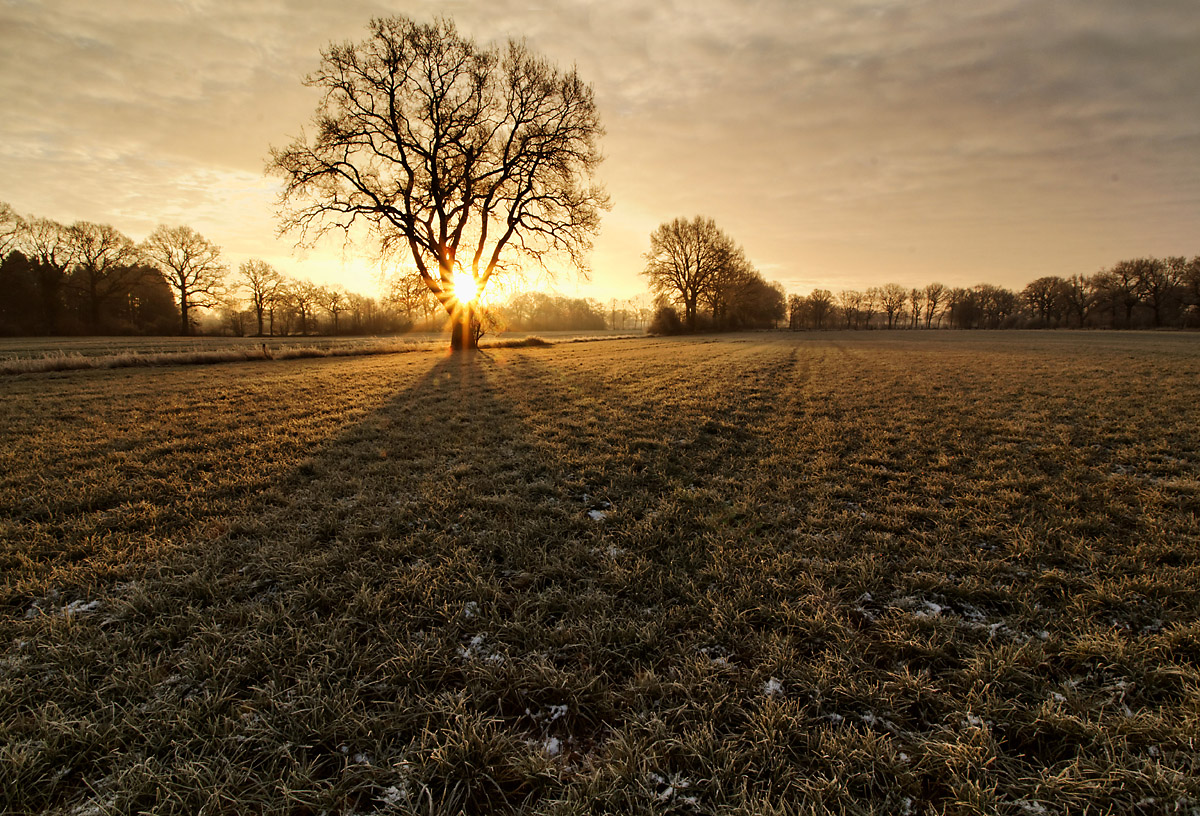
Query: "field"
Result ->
[[2, 331, 1199, 815], [0, 331, 632, 359]]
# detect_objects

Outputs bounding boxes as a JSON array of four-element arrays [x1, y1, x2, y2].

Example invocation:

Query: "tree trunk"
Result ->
[[180, 293, 190, 336], [450, 303, 478, 351]]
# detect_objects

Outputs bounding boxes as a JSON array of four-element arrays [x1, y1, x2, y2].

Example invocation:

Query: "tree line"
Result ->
[[0, 203, 627, 337], [786, 258, 1200, 331]]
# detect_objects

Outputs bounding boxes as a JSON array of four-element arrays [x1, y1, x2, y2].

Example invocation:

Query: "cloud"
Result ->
[[1, 0, 1197, 298]]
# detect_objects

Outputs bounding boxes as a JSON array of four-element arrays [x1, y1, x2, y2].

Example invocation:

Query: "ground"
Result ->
[[1, 331, 1198, 814]]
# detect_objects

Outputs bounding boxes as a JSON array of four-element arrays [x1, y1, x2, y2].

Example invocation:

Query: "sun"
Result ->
[[452, 270, 480, 303]]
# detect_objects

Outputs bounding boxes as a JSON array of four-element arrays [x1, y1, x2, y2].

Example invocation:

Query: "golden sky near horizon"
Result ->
[[1, 0, 1198, 302]]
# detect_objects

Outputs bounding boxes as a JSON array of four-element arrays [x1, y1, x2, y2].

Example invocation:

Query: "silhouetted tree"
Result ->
[[808, 289, 835, 329], [19, 217, 76, 334], [862, 287, 880, 329], [238, 259, 282, 336], [1184, 257, 1200, 326], [322, 286, 349, 334], [0, 251, 40, 334], [0, 202, 24, 259], [1061, 273, 1094, 328], [643, 216, 730, 331], [270, 16, 607, 350], [1106, 260, 1146, 328], [1023, 276, 1069, 326], [923, 282, 946, 328], [67, 221, 141, 333], [141, 225, 227, 336], [879, 283, 907, 329], [908, 288, 923, 328], [1138, 256, 1183, 327], [285, 278, 321, 336]]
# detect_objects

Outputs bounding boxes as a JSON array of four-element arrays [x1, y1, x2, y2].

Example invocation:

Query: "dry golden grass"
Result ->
[[1, 331, 1198, 814]]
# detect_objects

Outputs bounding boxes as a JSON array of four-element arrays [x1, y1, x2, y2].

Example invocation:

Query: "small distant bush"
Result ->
[[482, 336, 551, 349], [648, 305, 685, 335]]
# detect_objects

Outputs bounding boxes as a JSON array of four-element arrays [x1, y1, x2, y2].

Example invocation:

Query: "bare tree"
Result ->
[[239, 259, 283, 336], [0, 202, 24, 258], [67, 222, 141, 333], [808, 289, 835, 330], [1106, 259, 1147, 328], [270, 16, 607, 350], [908, 288, 924, 329], [862, 287, 880, 328], [286, 278, 321, 336], [19, 217, 77, 333], [643, 216, 730, 331], [322, 286, 349, 334], [923, 282, 946, 328], [383, 268, 435, 327], [141, 225, 227, 336], [1138, 257, 1183, 327], [1061, 273, 1093, 327], [1184, 257, 1200, 326], [879, 283, 908, 329]]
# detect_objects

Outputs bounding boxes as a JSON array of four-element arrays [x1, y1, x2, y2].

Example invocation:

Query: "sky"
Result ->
[[1, 0, 1198, 302]]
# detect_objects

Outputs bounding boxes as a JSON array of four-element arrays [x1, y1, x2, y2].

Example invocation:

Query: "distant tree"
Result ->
[[384, 269, 436, 328], [808, 289, 835, 330], [648, 301, 685, 335], [643, 216, 730, 331], [286, 278, 321, 336], [1184, 257, 1200, 326], [862, 287, 880, 329], [788, 294, 805, 330], [238, 259, 283, 336], [945, 287, 977, 329], [141, 225, 227, 336], [270, 16, 607, 350], [1022, 276, 1069, 326], [923, 282, 946, 328], [908, 288, 924, 329], [879, 283, 908, 329], [703, 242, 756, 329], [0, 202, 24, 259], [322, 286, 349, 334], [1138, 256, 1183, 327], [0, 251, 40, 334], [1061, 273, 1094, 328], [19, 217, 76, 334], [974, 284, 1018, 329], [66, 222, 141, 333], [118, 266, 179, 334], [1106, 260, 1147, 328]]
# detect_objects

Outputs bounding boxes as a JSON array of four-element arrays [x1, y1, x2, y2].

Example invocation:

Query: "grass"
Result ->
[[0, 332, 626, 375], [1, 331, 1198, 814]]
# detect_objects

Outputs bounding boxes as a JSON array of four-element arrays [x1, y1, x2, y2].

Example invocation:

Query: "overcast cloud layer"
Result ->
[[2, 0, 1198, 299]]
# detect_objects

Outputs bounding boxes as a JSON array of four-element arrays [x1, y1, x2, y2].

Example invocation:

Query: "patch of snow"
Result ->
[[1013, 800, 1049, 815], [763, 678, 784, 698], [380, 784, 409, 806], [458, 634, 504, 664], [913, 601, 944, 619], [542, 736, 562, 756], [828, 713, 844, 724], [463, 601, 479, 619], [587, 509, 608, 521]]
